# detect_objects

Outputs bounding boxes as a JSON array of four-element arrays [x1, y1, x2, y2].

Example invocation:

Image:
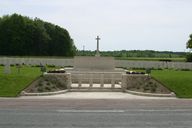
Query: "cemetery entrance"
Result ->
[[70, 72, 123, 92]]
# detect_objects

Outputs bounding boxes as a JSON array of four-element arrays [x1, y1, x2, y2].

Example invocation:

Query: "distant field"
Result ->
[[115, 57, 186, 62], [152, 70, 192, 98], [0, 66, 41, 97]]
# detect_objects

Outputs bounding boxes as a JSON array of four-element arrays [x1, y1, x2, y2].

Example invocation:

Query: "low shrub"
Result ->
[[46, 65, 56, 68]]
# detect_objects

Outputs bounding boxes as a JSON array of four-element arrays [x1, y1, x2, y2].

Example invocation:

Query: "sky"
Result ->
[[0, 0, 192, 52]]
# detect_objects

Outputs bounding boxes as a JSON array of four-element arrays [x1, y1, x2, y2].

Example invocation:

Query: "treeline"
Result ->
[[0, 14, 76, 56], [77, 50, 186, 58], [186, 34, 192, 62]]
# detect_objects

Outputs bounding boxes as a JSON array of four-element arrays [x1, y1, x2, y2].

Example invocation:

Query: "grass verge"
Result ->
[[0, 66, 41, 97], [152, 70, 192, 98]]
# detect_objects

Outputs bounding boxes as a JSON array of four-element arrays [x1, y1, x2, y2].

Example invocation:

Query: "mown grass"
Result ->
[[1, 65, 192, 98], [0, 66, 41, 97], [152, 70, 192, 98]]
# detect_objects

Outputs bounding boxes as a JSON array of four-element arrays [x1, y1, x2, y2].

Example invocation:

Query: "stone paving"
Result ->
[[19, 92, 177, 100]]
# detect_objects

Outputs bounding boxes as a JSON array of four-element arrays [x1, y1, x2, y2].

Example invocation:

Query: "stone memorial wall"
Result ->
[[74, 56, 115, 71]]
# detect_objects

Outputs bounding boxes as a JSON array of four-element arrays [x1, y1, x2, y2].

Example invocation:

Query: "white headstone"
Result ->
[[4, 63, 11, 74]]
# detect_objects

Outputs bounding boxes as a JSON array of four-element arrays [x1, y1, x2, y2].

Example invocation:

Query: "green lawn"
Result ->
[[152, 70, 192, 98], [1, 65, 192, 98], [0, 66, 41, 97]]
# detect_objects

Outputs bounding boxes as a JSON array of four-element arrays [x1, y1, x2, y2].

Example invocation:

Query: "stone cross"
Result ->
[[95, 36, 100, 57]]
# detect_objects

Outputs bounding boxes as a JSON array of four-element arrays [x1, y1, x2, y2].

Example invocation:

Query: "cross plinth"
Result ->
[[95, 36, 100, 57]]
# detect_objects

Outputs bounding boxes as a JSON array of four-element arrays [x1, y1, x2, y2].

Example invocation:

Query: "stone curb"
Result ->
[[20, 89, 176, 97], [125, 90, 176, 97], [20, 90, 68, 96]]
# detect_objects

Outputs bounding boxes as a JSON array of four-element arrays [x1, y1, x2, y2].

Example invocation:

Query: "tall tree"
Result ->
[[186, 34, 192, 62], [186, 34, 192, 49], [0, 13, 76, 56]]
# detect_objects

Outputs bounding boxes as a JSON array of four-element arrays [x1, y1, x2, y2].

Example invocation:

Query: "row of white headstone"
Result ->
[[0, 57, 192, 74], [0, 57, 74, 67], [115, 60, 192, 69]]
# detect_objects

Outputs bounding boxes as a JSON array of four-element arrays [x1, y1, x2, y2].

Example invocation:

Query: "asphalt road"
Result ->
[[0, 99, 192, 128]]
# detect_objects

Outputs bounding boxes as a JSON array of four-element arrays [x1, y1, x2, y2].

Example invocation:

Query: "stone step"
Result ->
[[71, 87, 121, 89], [70, 83, 122, 92], [71, 83, 121, 88], [70, 88, 122, 92]]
